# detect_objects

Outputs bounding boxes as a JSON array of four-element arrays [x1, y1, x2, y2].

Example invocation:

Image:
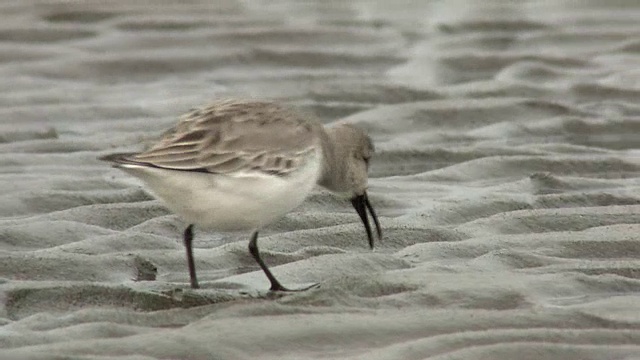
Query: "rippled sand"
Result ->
[[1, 1, 640, 359]]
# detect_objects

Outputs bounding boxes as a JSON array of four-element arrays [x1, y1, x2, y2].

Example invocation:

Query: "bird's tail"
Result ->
[[98, 152, 141, 166]]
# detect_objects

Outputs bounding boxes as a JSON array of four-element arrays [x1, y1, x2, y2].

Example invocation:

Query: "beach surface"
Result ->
[[1, 1, 640, 359]]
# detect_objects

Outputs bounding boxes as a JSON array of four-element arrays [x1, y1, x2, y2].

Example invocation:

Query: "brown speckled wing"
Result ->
[[131, 99, 319, 176]]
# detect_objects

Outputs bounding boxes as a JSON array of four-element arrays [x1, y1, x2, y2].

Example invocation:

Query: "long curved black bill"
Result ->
[[350, 192, 382, 249]]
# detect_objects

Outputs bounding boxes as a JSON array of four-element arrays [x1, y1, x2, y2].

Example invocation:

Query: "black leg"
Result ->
[[248, 231, 291, 291], [183, 224, 199, 289], [248, 231, 319, 292]]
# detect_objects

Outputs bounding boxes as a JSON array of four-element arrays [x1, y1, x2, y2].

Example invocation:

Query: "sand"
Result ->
[[1, 0, 640, 359]]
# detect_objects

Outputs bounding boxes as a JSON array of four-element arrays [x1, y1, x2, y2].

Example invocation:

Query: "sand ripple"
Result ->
[[1, 0, 639, 359]]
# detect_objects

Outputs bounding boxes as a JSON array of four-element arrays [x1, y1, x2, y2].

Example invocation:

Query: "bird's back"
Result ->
[[104, 99, 322, 177]]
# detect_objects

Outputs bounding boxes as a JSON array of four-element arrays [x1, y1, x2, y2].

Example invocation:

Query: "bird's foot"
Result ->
[[269, 282, 320, 292]]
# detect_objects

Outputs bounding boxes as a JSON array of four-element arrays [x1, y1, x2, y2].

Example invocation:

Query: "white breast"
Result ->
[[118, 147, 322, 231]]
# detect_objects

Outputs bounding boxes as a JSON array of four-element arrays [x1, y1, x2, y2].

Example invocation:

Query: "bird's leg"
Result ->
[[183, 224, 199, 289], [248, 231, 290, 291], [248, 231, 318, 292]]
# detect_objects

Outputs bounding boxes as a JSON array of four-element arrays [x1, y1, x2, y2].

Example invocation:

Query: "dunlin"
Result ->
[[100, 99, 381, 291]]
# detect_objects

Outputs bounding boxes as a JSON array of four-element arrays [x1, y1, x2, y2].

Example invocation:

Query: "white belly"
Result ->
[[119, 153, 321, 231]]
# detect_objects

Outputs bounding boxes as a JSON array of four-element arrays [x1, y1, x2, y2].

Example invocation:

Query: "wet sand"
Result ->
[[1, 1, 640, 359]]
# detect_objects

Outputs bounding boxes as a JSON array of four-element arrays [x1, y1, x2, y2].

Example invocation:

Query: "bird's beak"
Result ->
[[350, 192, 382, 249]]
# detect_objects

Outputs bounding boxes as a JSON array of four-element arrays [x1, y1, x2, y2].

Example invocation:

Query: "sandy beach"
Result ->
[[1, 0, 640, 359]]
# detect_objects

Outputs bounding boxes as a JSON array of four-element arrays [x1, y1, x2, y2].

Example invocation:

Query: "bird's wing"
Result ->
[[129, 99, 319, 176]]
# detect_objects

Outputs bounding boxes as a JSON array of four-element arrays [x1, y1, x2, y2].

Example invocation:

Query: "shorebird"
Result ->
[[100, 99, 381, 291]]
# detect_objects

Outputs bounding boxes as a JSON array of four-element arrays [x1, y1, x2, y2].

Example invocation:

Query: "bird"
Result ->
[[99, 98, 381, 291]]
